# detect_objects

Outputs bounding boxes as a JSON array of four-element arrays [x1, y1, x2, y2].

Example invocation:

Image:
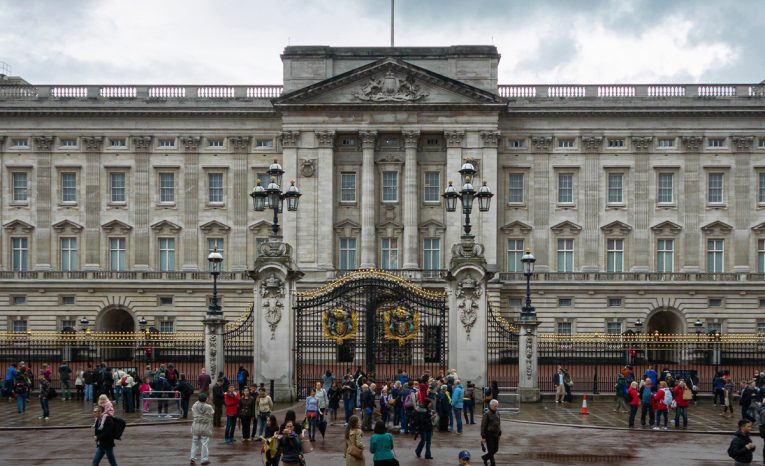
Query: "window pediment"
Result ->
[[52, 219, 84, 233], [600, 221, 632, 235], [701, 220, 733, 235], [651, 220, 683, 235], [248, 220, 273, 236], [334, 219, 362, 237], [3, 219, 34, 233], [550, 220, 582, 235], [752, 222, 765, 234], [418, 219, 446, 237], [500, 220, 532, 235], [150, 220, 182, 233], [101, 219, 133, 234], [376, 221, 403, 237], [199, 220, 231, 234]]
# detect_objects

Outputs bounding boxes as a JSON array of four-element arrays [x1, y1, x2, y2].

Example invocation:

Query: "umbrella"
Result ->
[[318, 418, 327, 438]]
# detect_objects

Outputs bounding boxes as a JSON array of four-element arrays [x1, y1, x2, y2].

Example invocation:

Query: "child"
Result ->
[[139, 379, 151, 412]]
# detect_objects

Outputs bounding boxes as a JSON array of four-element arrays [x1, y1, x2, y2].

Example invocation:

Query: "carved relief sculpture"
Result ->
[[280, 130, 300, 148], [353, 71, 428, 102], [456, 275, 482, 340], [444, 130, 465, 148], [480, 130, 501, 148], [524, 328, 534, 381], [261, 273, 286, 340], [230, 136, 251, 152], [731, 135, 755, 151], [33, 136, 55, 151], [82, 136, 104, 151], [581, 136, 603, 152], [315, 130, 335, 147], [181, 136, 201, 151], [530, 136, 553, 151], [299, 159, 316, 178], [208, 334, 218, 378], [630, 136, 653, 152], [680, 136, 703, 152], [132, 136, 153, 151]]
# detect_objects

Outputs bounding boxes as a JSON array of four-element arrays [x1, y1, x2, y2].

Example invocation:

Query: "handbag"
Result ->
[[349, 445, 363, 460], [682, 388, 693, 401]]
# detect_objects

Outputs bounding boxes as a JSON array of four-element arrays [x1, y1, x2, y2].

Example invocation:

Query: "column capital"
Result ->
[[530, 136, 553, 151], [181, 136, 202, 151], [230, 136, 251, 152], [315, 130, 335, 148], [33, 136, 55, 151], [480, 130, 501, 148], [82, 136, 103, 151], [680, 135, 703, 152], [402, 130, 421, 148], [0, 136, 6, 149], [359, 130, 378, 149], [280, 130, 301, 148], [630, 136, 653, 152], [731, 135, 755, 151], [132, 136, 153, 151], [581, 136, 603, 153], [444, 130, 465, 148]]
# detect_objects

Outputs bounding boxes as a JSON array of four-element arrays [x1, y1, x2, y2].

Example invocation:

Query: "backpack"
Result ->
[[111, 416, 126, 440], [120, 376, 128, 387], [168, 369, 177, 383], [663, 388, 673, 407], [403, 389, 415, 409], [625, 389, 633, 404], [237, 371, 245, 384]]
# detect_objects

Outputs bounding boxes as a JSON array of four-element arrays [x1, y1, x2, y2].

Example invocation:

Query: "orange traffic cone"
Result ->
[[580, 394, 589, 415]]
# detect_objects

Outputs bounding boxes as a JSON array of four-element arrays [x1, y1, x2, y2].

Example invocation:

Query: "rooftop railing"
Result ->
[[0, 84, 284, 100], [498, 272, 757, 282], [498, 83, 764, 99]]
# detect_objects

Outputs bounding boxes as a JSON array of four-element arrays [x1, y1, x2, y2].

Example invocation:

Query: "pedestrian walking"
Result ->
[[369, 420, 397, 466], [722, 378, 735, 417], [198, 368, 212, 395], [75, 369, 84, 401], [306, 387, 321, 441], [315, 380, 329, 422], [614, 372, 628, 413], [553, 366, 565, 403], [626, 381, 639, 428], [359, 384, 374, 431], [728, 419, 755, 465], [83, 365, 95, 402], [328, 380, 341, 425], [92, 402, 118, 466], [190, 393, 214, 465], [345, 414, 365, 466], [256, 387, 273, 436], [563, 369, 574, 404], [413, 398, 434, 460], [58, 361, 72, 401], [452, 379, 464, 435], [436, 384, 451, 432], [38, 371, 51, 421], [236, 366, 249, 393], [741, 381, 757, 423], [639, 378, 655, 427], [463, 381, 476, 424], [673, 378, 691, 429], [14, 375, 29, 414], [238, 387, 255, 441], [212, 379, 225, 428], [151, 373, 171, 415], [262, 415, 281, 465], [481, 399, 502, 466], [223, 385, 240, 443], [342, 376, 356, 425], [176, 374, 194, 418], [279, 419, 305, 466]]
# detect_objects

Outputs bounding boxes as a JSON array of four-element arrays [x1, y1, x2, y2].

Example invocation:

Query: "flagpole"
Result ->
[[390, 0, 394, 47]]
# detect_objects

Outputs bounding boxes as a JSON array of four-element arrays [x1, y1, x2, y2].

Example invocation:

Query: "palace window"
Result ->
[[557, 321, 572, 335], [207, 238, 224, 271], [607, 173, 624, 204], [608, 298, 623, 307], [12, 296, 26, 305], [208, 139, 224, 148], [606, 239, 624, 273], [606, 321, 622, 335], [709, 298, 723, 307], [61, 172, 77, 202], [382, 171, 398, 202], [60, 138, 77, 147], [607, 138, 625, 148], [657, 173, 674, 204], [340, 172, 357, 203], [11, 237, 28, 272], [61, 296, 76, 305], [557, 239, 574, 272], [12, 319, 28, 333], [706, 239, 724, 273], [708, 173, 724, 204], [11, 138, 28, 148], [380, 237, 399, 269], [110, 172, 126, 203], [509, 298, 522, 310], [508, 173, 524, 204], [760, 139, 765, 148], [558, 139, 575, 148], [60, 237, 78, 271], [158, 238, 175, 272], [159, 296, 174, 306], [657, 239, 674, 273], [339, 238, 357, 270], [557, 173, 574, 204], [657, 138, 674, 148], [159, 320, 175, 333], [12, 172, 28, 202], [506, 239, 524, 273], [158, 139, 176, 148], [109, 238, 126, 271], [508, 139, 525, 149], [423, 238, 441, 270], [708, 138, 725, 148], [159, 173, 175, 203], [255, 138, 273, 148], [759, 239, 765, 273], [759, 173, 765, 204], [208, 173, 224, 204], [61, 319, 76, 331], [340, 137, 357, 147], [423, 171, 440, 203], [109, 138, 126, 148]]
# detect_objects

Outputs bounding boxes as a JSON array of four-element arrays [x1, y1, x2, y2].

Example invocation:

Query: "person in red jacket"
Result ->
[[223, 385, 241, 443], [672, 378, 690, 429], [627, 381, 640, 428], [652, 381, 671, 430]]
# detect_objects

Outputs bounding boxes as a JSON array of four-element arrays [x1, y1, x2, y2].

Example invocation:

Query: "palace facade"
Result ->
[[1, 45, 765, 336]]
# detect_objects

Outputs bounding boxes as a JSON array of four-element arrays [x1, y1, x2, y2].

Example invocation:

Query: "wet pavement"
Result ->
[[0, 398, 753, 465]]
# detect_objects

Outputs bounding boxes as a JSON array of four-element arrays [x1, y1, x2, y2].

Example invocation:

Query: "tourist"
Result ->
[[315, 380, 329, 423], [713, 371, 725, 406], [305, 387, 320, 441], [328, 380, 341, 424], [120, 371, 134, 413], [223, 384, 240, 443], [627, 381, 639, 428], [379, 386, 391, 427], [360, 384, 375, 431], [238, 387, 255, 440], [280, 409, 305, 437], [644, 365, 658, 391], [639, 378, 655, 427], [38, 369, 51, 420], [256, 387, 274, 436], [342, 376, 356, 425], [727, 419, 755, 464], [58, 361, 72, 401], [152, 372, 171, 414], [138, 378, 151, 412], [92, 404, 118, 466], [112, 369, 124, 405], [484, 381, 499, 412], [177, 373, 194, 418], [481, 399, 502, 466], [103, 367, 114, 401], [369, 420, 396, 465], [436, 384, 451, 432], [553, 366, 565, 403], [463, 381, 476, 424], [75, 368, 84, 401], [653, 381, 672, 431], [614, 372, 628, 413], [212, 378, 225, 427], [673, 378, 690, 429], [83, 365, 95, 402], [190, 393, 213, 465], [723, 377, 735, 417], [452, 379, 464, 435], [236, 366, 249, 393], [262, 414, 280, 466], [323, 370, 335, 392], [459, 450, 472, 466], [413, 398, 434, 460], [402, 381, 417, 433], [741, 380, 757, 423], [198, 368, 212, 395], [563, 369, 574, 404], [279, 419, 305, 466], [14, 374, 29, 414], [345, 414, 365, 466]]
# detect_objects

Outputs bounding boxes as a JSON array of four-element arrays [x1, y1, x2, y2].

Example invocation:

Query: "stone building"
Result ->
[[1, 45, 765, 336]]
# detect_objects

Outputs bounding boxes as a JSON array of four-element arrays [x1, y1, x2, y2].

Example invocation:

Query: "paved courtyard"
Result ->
[[0, 396, 755, 465]]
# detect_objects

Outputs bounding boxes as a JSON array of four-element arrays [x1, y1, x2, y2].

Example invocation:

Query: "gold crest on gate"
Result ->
[[383, 307, 419, 346], [322, 307, 358, 345]]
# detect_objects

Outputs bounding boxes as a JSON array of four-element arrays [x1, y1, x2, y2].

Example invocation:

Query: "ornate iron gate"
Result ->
[[223, 304, 255, 379], [295, 270, 448, 398], [486, 304, 519, 389]]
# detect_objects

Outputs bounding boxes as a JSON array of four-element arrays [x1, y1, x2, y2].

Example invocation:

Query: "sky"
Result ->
[[1, 0, 763, 85]]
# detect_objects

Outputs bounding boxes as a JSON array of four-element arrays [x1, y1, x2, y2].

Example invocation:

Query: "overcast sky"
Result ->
[[1, 0, 764, 85]]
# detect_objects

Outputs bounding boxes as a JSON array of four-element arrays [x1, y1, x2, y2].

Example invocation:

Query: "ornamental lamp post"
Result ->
[[207, 248, 223, 316], [520, 248, 537, 321], [634, 319, 644, 334], [250, 159, 301, 237], [694, 319, 704, 336], [443, 159, 493, 240], [79, 316, 89, 332], [138, 316, 147, 333]]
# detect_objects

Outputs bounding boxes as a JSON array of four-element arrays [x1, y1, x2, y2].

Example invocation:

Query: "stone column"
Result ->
[[203, 314, 227, 384], [480, 130, 500, 270], [681, 136, 703, 272], [531, 137, 552, 271], [402, 130, 420, 270], [131, 136, 152, 271], [280, 131, 300, 255], [444, 131, 465, 265], [631, 137, 653, 272], [181, 136, 201, 271], [33, 136, 55, 271], [81, 137, 105, 270], [316, 130, 336, 271], [581, 136, 602, 272], [230, 136, 250, 272], [516, 318, 541, 402], [359, 130, 378, 269], [0, 137, 4, 271], [447, 239, 490, 388], [250, 239, 303, 402], [732, 136, 755, 273]]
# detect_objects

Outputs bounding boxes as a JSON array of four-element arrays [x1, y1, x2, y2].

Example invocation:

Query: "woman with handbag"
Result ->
[[345, 414, 365, 466], [369, 420, 398, 466]]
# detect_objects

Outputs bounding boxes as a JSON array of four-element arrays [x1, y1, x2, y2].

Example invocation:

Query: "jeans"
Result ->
[[640, 403, 654, 426], [447, 406, 454, 430], [225, 414, 237, 440], [453, 407, 463, 433], [16, 393, 27, 413], [61, 380, 71, 399], [415, 430, 432, 458], [257, 413, 269, 436], [464, 399, 475, 424], [344, 398, 353, 424], [714, 388, 724, 405], [241, 416, 252, 439], [122, 388, 133, 413], [76, 384, 84, 400], [85, 384, 94, 402], [114, 385, 122, 404], [674, 406, 688, 427], [190, 435, 209, 461], [307, 414, 318, 439], [628, 404, 637, 427], [400, 409, 409, 433], [40, 398, 49, 418], [482, 435, 500, 466], [92, 446, 118, 466], [656, 409, 668, 427], [181, 396, 190, 418]]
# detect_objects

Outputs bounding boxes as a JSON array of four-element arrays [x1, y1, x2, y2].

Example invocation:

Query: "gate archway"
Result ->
[[294, 270, 448, 398], [646, 307, 685, 363], [95, 306, 136, 361]]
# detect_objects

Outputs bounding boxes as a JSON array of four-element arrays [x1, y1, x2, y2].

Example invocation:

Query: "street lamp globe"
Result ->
[[442, 180, 459, 212], [694, 319, 704, 330], [460, 178, 475, 213], [207, 249, 223, 273], [458, 160, 476, 185], [138, 316, 147, 332], [267, 159, 285, 186], [266, 177, 282, 211], [284, 180, 302, 212], [250, 180, 267, 211], [521, 248, 536, 275], [79, 316, 89, 332], [475, 181, 494, 212], [634, 319, 644, 331]]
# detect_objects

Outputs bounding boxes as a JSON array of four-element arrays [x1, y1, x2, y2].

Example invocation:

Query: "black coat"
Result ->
[[212, 384, 226, 406], [95, 416, 116, 450], [728, 430, 754, 463]]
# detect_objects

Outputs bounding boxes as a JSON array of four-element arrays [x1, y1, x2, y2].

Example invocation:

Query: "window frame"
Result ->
[[108, 237, 127, 271], [11, 319, 28, 333], [423, 171, 441, 204], [606, 172, 625, 205], [60, 171, 78, 204], [254, 138, 274, 149], [507, 172, 525, 205], [381, 171, 398, 203], [706, 238, 724, 273], [506, 238, 525, 273], [380, 237, 399, 270], [606, 238, 625, 273], [108, 138, 127, 149], [657, 138, 675, 149], [422, 237, 441, 270], [11, 171, 29, 204], [157, 138, 176, 149], [758, 172, 765, 205], [707, 172, 725, 205], [60, 237, 78, 272], [656, 172, 675, 205], [158, 237, 176, 272], [557, 172, 575, 205], [158, 172, 176, 204], [207, 138, 225, 149], [556, 238, 575, 272], [656, 238, 675, 273], [11, 236, 29, 272], [557, 138, 575, 149], [338, 237, 357, 270], [339, 172, 357, 204], [207, 172, 225, 205]]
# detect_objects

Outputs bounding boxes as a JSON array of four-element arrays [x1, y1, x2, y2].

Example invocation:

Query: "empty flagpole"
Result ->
[[391, 0, 395, 47]]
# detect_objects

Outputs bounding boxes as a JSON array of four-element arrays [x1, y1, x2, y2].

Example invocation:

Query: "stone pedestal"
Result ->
[[446, 239, 491, 388], [203, 314, 227, 382], [517, 319, 541, 402], [249, 239, 303, 402]]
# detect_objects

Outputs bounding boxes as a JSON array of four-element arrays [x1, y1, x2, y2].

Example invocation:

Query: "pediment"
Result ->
[[52, 219, 84, 233], [101, 219, 133, 233], [199, 220, 231, 234], [701, 220, 733, 235], [248, 220, 273, 235], [418, 219, 446, 236], [550, 220, 582, 235], [600, 221, 632, 235], [3, 219, 34, 233], [376, 220, 404, 236], [333, 219, 362, 236], [752, 222, 765, 234], [150, 220, 182, 233], [499, 220, 533, 235], [274, 58, 501, 107], [651, 220, 683, 234]]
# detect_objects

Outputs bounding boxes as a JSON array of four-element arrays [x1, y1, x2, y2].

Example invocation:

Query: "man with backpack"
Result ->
[[728, 419, 755, 465], [166, 363, 179, 389], [92, 402, 125, 466], [639, 378, 655, 427], [57, 361, 72, 401], [741, 381, 757, 423], [673, 378, 691, 429], [83, 365, 95, 402], [614, 372, 628, 413], [176, 373, 194, 419]]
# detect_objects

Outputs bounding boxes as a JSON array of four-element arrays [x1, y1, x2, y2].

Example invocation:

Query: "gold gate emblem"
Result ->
[[322, 308, 358, 345], [383, 307, 419, 346]]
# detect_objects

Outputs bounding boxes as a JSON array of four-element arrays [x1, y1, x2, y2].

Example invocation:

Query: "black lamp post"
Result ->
[[138, 316, 147, 333], [207, 248, 223, 315], [634, 319, 644, 334], [520, 248, 536, 320], [442, 160, 493, 240], [250, 159, 301, 237], [79, 316, 89, 332], [694, 319, 704, 336]]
